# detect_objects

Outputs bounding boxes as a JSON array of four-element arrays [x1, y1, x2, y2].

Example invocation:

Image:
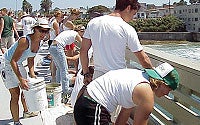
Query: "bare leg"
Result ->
[[66, 49, 73, 67], [21, 92, 28, 112], [9, 87, 20, 122]]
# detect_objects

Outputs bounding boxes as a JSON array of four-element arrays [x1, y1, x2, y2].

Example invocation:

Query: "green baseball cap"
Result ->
[[144, 63, 180, 90]]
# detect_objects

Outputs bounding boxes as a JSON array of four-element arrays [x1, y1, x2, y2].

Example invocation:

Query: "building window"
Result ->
[[188, 18, 191, 21], [137, 13, 140, 18], [195, 8, 198, 13], [179, 10, 181, 14], [189, 9, 191, 13], [195, 18, 198, 21]]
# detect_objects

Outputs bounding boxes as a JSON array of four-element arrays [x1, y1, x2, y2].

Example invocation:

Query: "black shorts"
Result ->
[[74, 94, 111, 125]]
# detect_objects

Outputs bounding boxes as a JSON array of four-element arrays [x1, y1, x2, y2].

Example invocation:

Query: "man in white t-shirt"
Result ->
[[79, 0, 154, 122], [80, 0, 153, 84], [21, 12, 36, 35]]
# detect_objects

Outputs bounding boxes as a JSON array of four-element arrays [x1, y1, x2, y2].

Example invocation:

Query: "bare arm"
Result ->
[[27, 57, 36, 78], [115, 83, 154, 125], [0, 18, 4, 40], [10, 37, 29, 90], [53, 21, 60, 36], [115, 107, 133, 125], [134, 50, 153, 69], [66, 54, 80, 60], [80, 37, 92, 84], [75, 34, 82, 43], [12, 20, 19, 40], [132, 83, 154, 125]]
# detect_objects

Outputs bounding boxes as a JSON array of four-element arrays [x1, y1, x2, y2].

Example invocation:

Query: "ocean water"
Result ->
[[144, 42, 200, 117], [144, 42, 200, 63]]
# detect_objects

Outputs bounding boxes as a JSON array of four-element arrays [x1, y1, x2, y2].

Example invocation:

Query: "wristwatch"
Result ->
[[83, 72, 91, 77]]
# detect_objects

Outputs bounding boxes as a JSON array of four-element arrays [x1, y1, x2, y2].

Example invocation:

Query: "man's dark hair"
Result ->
[[115, 0, 141, 11]]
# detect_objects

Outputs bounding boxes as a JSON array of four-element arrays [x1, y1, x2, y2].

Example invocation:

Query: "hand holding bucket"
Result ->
[[19, 78, 29, 91]]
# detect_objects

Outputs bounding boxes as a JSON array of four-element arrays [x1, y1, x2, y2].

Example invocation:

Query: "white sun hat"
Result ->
[[32, 18, 51, 29]]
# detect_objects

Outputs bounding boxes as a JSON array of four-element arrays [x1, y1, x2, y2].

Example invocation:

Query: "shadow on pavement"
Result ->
[[0, 119, 13, 125]]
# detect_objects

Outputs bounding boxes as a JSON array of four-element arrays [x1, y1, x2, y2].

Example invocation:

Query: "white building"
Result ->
[[174, 4, 200, 32], [136, 3, 174, 19], [136, 3, 147, 18]]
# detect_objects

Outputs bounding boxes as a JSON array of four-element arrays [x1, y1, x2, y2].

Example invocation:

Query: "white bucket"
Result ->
[[46, 83, 62, 108], [23, 78, 48, 112]]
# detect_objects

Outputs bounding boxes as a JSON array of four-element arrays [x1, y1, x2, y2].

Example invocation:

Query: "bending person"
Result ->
[[49, 25, 83, 103], [2, 18, 50, 125], [74, 62, 180, 125], [48, 9, 63, 82]]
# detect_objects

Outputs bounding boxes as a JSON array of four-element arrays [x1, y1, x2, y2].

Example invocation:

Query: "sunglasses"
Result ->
[[38, 28, 49, 34]]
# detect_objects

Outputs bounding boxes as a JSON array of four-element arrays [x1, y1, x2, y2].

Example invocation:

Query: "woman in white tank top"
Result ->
[[3, 18, 50, 125]]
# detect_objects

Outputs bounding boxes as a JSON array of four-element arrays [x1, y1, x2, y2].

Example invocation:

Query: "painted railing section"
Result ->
[[125, 47, 200, 125]]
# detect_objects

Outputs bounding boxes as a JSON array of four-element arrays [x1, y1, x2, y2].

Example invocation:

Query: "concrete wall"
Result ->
[[137, 32, 200, 42]]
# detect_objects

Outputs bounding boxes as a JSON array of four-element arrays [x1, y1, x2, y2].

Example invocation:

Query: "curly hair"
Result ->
[[149, 77, 165, 90], [70, 8, 80, 15]]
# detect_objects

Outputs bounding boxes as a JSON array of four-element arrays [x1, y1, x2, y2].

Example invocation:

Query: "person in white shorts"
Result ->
[[2, 18, 50, 125]]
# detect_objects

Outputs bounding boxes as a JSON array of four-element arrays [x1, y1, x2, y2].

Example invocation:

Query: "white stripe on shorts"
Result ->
[[94, 104, 101, 125]]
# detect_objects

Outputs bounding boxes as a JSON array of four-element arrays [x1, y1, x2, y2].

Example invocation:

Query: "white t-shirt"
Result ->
[[87, 69, 149, 113], [54, 30, 78, 47], [49, 18, 58, 40], [83, 15, 143, 73], [21, 16, 36, 35]]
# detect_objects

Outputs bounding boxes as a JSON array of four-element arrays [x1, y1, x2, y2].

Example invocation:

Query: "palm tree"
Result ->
[[22, 0, 33, 13], [40, 0, 53, 15]]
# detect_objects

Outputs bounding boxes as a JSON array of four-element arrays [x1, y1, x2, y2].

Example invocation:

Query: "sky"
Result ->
[[0, 0, 189, 11]]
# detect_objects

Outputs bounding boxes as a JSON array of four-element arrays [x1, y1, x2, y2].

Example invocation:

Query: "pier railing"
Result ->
[[125, 47, 200, 125]]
